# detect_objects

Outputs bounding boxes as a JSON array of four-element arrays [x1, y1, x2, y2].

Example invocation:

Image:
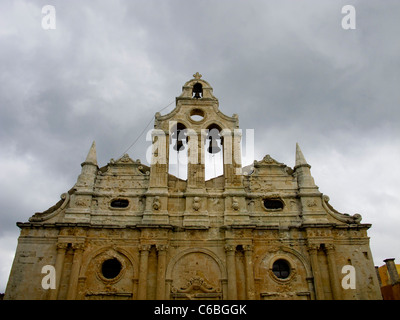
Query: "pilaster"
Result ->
[[156, 244, 168, 300], [307, 244, 324, 300], [66, 243, 84, 300], [50, 243, 68, 300], [243, 245, 256, 300], [225, 244, 238, 300], [326, 244, 342, 300], [137, 244, 151, 300]]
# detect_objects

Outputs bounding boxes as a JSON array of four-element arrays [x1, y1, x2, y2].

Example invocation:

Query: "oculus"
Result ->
[[190, 108, 205, 122], [101, 258, 122, 279], [272, 259, 291, 279]]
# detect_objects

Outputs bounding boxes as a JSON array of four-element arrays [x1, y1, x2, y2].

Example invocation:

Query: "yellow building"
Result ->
[[376, 258, 400, 300]]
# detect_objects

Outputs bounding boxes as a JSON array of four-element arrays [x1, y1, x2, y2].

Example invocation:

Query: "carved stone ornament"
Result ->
[[153, 196, 161, 211], [322, 195, 362, 224], [192, 197, 201, 211], [75, 198, 89, 207], [232, 197, 239, 211], [172, 276, 220, 294], [254, 155, 285, 167], [156, 244, 168, 252], [29, 192, 70, 222], [306, 199, 318, 208], [138, 165, 150, 175], [224, 244, 236, 252], [56, 242, 69, 251], [72, 242, 85, 251], [116, 154, 135, 164], [139, 244, 151, 252]]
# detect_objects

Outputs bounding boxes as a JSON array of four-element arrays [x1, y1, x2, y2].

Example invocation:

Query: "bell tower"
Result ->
[[143, 73, 248, 227]]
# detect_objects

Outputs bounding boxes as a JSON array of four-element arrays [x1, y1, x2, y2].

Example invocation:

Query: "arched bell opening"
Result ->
[[205, 124, 223, 181], [192, 83, 203, 99], [169, 122, 188, 180]]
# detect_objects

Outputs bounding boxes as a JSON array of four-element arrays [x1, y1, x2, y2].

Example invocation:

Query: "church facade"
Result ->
[[5, 73, 381, 300]]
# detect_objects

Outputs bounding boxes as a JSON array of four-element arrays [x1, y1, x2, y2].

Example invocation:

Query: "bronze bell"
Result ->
[[192, 83, 203, 99], [207, 135, 221, 154], [172, 129, 185, 152]]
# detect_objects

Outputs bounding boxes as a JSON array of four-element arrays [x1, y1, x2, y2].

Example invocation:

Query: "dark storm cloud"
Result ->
[[0, 0, 399, 291]]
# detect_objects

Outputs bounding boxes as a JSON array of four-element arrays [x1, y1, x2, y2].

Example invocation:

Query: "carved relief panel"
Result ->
[[170, 251, 223, 300]]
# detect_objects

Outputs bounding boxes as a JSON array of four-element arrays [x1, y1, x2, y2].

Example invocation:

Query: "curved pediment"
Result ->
[[154, 73, 238, 131]]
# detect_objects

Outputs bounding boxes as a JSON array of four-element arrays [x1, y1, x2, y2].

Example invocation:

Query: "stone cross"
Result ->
[[193, 72, 202, 79]]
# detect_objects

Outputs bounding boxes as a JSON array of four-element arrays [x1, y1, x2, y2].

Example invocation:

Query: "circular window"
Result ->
[[272, 259, 291, 279], [101, 258, 122, 279], [190, 108, 205, 122]]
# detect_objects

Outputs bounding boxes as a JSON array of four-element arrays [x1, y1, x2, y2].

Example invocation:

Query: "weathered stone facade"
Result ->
[[5, 73, 382, 300]]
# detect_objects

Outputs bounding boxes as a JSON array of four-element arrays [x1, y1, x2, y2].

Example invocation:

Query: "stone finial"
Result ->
[[294, 143, 317, 190], [82, 141, 98, 166], [295, 143, 310, 169]]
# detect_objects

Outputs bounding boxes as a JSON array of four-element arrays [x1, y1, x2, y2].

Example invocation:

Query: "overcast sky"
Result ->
[[1, 0, 399, 293]]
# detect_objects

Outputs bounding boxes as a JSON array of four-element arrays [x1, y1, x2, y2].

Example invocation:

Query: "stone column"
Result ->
[[325, 244, 342, 300], [375, 266, 382, 287], [384, 258, 400, 285], [225, 245, 237, 300], [50, 243, 68, 300], [308, 245, 324, 300], [138, 244, 151, 300], [243, 245, 255, 300], [66, 243, 84, 300], [156, 245, 167, 300]]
